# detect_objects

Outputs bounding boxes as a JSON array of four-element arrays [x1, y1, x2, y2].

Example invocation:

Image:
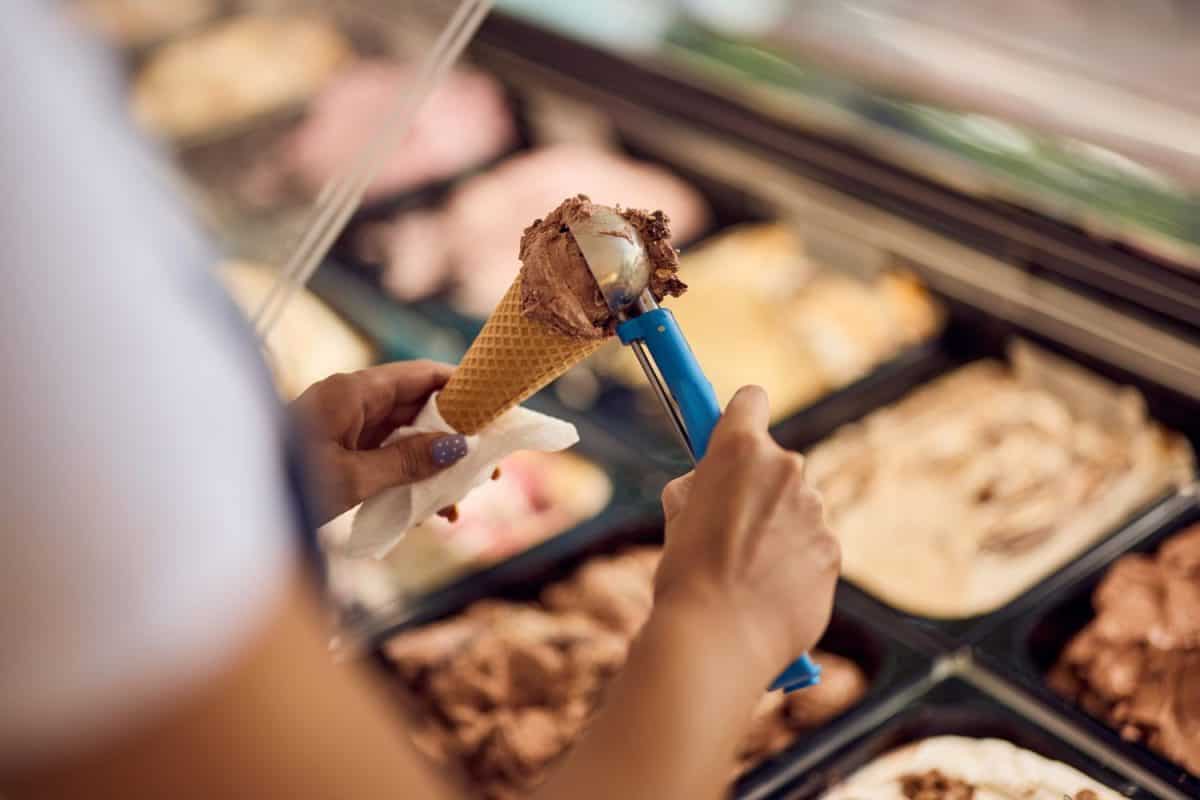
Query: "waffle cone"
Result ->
[[437, 277, 605, 434]]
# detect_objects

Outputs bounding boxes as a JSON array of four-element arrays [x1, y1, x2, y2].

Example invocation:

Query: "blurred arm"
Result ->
[[4, 585, 770, 800], [3, 579, 462, 800]]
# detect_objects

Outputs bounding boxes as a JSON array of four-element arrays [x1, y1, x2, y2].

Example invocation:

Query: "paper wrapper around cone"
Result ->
[[437, 277, 605, 435]]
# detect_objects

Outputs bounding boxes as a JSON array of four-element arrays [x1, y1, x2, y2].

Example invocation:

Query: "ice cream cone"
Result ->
[[437, 276, 605, 435]]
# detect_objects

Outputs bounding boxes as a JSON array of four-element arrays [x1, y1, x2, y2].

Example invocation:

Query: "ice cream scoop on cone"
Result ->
[[436, 195, 685, 435]]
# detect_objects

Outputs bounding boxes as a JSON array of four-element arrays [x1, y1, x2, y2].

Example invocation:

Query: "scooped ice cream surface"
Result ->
[[517, 195, 687, 339]]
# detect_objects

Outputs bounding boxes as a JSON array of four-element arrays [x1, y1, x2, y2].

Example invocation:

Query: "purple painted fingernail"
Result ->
[[431, 434, 468, 467]]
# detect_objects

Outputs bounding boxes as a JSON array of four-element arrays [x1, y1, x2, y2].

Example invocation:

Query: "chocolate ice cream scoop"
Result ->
[[517, 198, 614, 340], [517, 195, 685, 339]]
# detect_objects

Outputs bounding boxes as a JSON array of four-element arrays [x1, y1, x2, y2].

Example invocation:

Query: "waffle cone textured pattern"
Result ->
[[437, 278, 606, 435]]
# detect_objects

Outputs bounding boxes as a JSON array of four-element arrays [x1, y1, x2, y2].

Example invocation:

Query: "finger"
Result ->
[[344, 432, 468, 501], [712, 385, 770, 442], [362, 361, 455, 418], [357, 399, 429, 450], [373, 360, 455, 403], [354, 361, 456, 445], [661, 472, 696, 522]]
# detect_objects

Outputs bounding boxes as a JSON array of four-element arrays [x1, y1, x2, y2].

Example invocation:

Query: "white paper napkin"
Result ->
[[345, 393, 580, 558]]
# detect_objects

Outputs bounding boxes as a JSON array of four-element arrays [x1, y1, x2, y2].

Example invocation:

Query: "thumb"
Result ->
[[346, 432, 468, 500]]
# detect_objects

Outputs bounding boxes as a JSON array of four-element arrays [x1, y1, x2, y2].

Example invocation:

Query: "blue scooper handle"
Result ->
[[618, 308, 822, 693]]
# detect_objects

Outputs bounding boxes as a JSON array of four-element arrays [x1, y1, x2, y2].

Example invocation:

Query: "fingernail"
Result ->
[[431, 434, 468, 467]]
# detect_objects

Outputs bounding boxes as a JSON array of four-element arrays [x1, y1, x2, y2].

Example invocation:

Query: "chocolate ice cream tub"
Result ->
[[975, 492, 1200, 798], [362, 516, 932, 800], [764, 676, 1169, 800]]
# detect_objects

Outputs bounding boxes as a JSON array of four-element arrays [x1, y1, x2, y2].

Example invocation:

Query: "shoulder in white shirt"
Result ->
[[0, 1, 297, 765]]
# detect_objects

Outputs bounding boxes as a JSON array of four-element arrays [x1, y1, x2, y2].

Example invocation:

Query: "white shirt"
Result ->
[[0, 2, 296, 764]]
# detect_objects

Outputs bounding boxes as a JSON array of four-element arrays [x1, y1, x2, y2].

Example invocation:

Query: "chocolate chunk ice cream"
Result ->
[[518, 195, 687, 340], [518, 196, 613, 340], [900, 769, 976, 799], [618, 206, 687, 299], [1049, 523, 1200, 776], [821, 736, 1122, 800]]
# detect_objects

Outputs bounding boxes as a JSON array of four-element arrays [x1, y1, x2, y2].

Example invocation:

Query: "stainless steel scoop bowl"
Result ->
[[567, 209, 652, 317]]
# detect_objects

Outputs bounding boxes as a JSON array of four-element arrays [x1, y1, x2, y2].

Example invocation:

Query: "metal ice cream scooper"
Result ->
[[569, 209, 822, 694]]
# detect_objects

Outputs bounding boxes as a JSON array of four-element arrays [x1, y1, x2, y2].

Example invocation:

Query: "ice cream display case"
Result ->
[[83, 1, 1200, 796], [452, 9, 1200, 631], [376, 9, 1200, 797]]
